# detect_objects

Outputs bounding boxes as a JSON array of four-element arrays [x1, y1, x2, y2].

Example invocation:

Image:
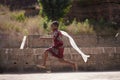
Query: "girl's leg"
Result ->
[[58, 58, 78, 71], [37, 51, 48, 68], [42, 51, 48, 66]]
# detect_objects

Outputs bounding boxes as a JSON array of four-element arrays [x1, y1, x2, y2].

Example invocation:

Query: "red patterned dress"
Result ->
[[46, 29, 64, 58]]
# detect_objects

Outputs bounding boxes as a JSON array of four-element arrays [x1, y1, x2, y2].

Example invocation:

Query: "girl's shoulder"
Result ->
[[53, 30, 62, 36], [58, 30, 62, 36]]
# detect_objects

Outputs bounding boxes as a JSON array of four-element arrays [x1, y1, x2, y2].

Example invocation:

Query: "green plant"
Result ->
[[11, 12, 26, 22], [66, 19, 95, 34], [38, 0, 72, 21], [77, 19, 94, 34], [59, 22, 67, 31]]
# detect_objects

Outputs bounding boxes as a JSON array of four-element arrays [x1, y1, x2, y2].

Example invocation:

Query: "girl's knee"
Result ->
[[44, 51, 49, 55], [44, 50, 48, 53]]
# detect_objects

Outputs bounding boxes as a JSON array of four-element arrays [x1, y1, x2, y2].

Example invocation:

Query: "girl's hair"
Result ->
[[52, 21, 59, 27]]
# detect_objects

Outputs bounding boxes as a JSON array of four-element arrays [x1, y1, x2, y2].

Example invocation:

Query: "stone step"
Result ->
[[1, 34, 120, 48], [0, 47, 120, 73]]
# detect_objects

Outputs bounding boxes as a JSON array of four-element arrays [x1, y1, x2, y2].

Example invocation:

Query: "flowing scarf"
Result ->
[[60, 30, 90, 63]]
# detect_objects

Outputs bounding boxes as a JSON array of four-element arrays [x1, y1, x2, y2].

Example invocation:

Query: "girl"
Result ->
[[37, 21, 77, 71]]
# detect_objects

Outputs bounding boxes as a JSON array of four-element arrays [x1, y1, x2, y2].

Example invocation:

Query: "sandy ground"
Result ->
[[0, 72, 120, 80]]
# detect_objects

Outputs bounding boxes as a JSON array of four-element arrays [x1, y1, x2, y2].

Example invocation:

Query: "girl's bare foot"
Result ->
[[36, 65, 46, 69]]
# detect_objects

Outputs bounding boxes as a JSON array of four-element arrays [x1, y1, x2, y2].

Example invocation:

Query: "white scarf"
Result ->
[[60, 30, 90, 63]]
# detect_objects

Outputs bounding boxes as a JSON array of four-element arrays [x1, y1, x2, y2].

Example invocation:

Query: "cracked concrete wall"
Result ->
[[27, 35, 120, 48], [0, 34, 120, 48], [0, 47, 120, 72], [0, 0, 37, 10], [67, 0, 120, 24]]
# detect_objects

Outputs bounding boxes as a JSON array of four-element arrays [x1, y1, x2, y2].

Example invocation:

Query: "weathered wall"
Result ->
[[0, 34, 22, 48], [0, 47, 120, 73], [66, 0, 120, 25], [0, 0, 37, 10], [27, 34, 120, 48], [0, 34, 120, 48]]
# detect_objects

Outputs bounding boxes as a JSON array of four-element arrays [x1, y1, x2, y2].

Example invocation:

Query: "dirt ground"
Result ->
[[0, 71, 120, 80]]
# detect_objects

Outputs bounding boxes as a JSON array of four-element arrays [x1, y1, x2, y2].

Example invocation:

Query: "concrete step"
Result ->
[[0, 34, 120, 48], [0, 47, 120, 73]]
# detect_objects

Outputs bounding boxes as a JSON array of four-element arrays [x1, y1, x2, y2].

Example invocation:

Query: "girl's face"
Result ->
[[51, 24, 57, 31]]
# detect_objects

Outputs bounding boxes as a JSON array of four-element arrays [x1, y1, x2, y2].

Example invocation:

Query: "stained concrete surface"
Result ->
[[0, 72, 120, 80]]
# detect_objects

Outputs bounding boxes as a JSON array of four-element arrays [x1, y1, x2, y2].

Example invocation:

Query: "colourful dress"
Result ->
[[46, 29, 64, 58]]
